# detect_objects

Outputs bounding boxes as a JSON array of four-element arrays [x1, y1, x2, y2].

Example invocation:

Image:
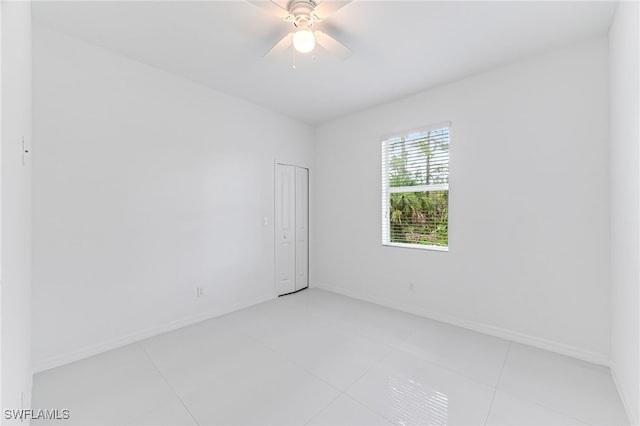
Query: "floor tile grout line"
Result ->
[[136, 342, 201, 426], [343, 346, 396, 394], [220, 313, 360, 417], [218, 302, 400, 394], [344, 346, 503, 426], [492, 390, 594, 426], [220, 300, 401, 425], [252, 335, 347, 395], [389, 344, 505, 390], [220, 302, 404, 426], [222, 299, 414, 359], [483, 341, 512, 426], [340, 348, 407, 426], [292, 289, 427, 350], [314, 289, 624, 425], [220, 295, 624, 426], [224, 292, 508, 422], [299, 290, 518, 385], [237, 339, 357, 426], [140, 314, 348, 426], [222, 304, 493, 426], [485, 343, 608, 425], [303, 391, 344, 426], [224, 320, 382, 426], [32, 290, 625, 426], [341, 393, 397, 426], [217, 315, 349, 396]]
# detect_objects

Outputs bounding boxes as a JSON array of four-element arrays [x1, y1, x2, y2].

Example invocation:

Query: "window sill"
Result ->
[[382, 242, 449, 252]]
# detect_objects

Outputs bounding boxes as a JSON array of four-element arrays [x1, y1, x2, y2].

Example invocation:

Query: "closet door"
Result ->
[[275, 163, 309, 296], [295, 167, 309, 291], [275, 164, 296, 296]]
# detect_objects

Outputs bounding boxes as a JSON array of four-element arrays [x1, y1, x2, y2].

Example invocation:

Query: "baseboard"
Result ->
[[32, 294, 276, 373], [316, 283, 610, 366], [611, 363, 638, 425]]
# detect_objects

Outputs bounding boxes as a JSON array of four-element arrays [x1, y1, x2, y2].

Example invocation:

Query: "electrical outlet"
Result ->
[[21, 137, 30, 166], [196, 287, 204, 298]]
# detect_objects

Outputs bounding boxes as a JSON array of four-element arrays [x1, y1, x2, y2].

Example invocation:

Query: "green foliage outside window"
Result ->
[[389, 191, 448, 246], [386, 129, 449, 247]]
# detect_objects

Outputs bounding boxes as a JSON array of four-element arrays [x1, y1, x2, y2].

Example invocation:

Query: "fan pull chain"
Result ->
[[292, 47, 296, 70]]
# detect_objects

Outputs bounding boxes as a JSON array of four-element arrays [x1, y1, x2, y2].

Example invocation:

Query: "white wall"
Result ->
[[609, 1, 640, 423], [32, 26, 313, 371], [313, 38, 611, 363], [1, 0, 33, 419]]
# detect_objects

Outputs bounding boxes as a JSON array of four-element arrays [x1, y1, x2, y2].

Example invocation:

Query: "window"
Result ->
[[381, 124, 450, 250]]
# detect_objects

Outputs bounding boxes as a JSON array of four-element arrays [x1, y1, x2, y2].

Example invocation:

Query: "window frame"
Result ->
[[381, 122, 451, 252]]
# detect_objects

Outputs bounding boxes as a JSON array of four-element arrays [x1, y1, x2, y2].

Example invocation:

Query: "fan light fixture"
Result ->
[[249, 0, 353, 62], [293, 29, 315, 53]]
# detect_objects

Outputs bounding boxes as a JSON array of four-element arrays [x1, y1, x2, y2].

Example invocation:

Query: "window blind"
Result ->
[[382, 126, 450, 248]]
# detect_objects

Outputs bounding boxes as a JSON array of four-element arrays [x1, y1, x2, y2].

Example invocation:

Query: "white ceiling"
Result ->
[[32, 1, 617, 125]]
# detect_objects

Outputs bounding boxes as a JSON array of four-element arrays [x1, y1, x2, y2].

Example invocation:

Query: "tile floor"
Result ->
[[32, 288, 630, 426]]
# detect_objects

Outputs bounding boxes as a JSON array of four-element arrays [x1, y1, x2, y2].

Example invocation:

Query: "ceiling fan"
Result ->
[[249, 0, 353, 60]]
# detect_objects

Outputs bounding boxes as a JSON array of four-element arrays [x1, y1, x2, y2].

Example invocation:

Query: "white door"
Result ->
[[295, 167, 309, 291], [275, 164, 296, 295], [275, 163, 309, 296]]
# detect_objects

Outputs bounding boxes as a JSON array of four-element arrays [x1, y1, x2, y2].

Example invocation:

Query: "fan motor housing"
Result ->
[[288, 0, 317, 21]]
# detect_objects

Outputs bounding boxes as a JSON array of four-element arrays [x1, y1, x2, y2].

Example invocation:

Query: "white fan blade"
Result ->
[[314, 31, 352, 60], [265, 33, 294, 58], [248, 0, 291, 21], [312, 0, 351, 21]]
